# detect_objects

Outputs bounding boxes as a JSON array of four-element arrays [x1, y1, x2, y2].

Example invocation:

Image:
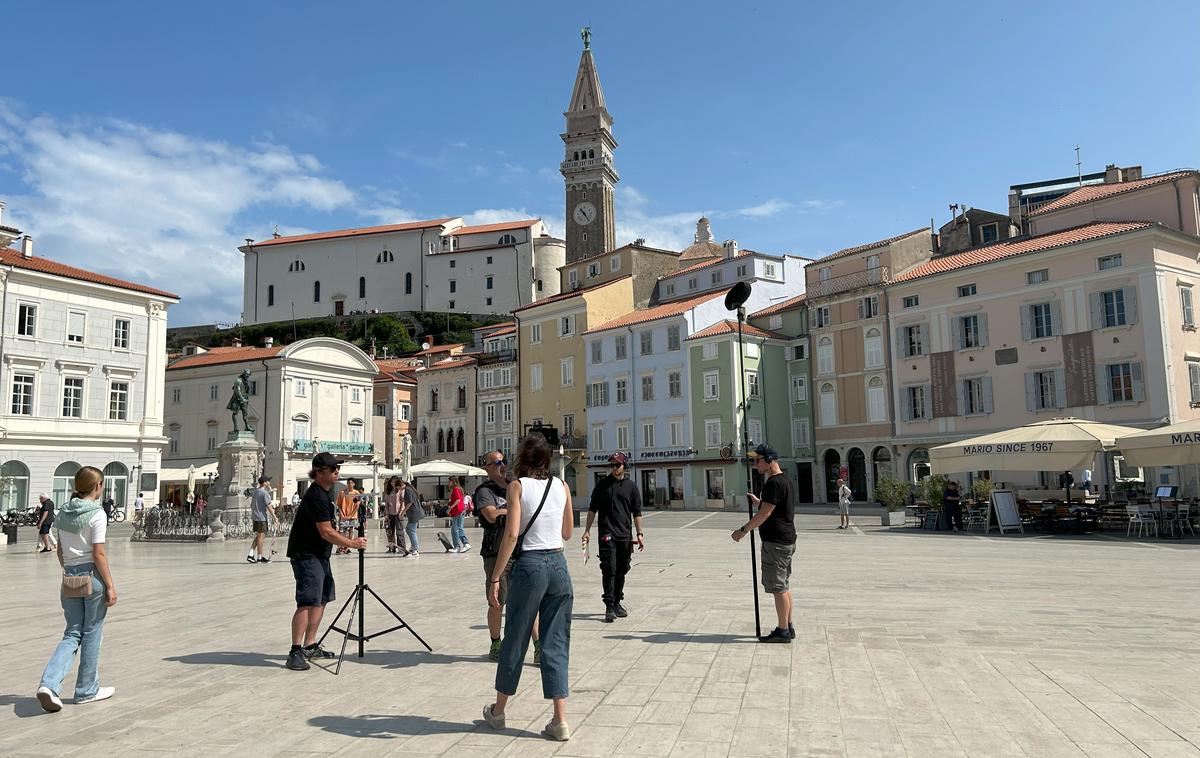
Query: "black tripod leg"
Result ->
[[315, 590, 357, 648], [334, 586, 362, 676], [364, 585, 433, 651]]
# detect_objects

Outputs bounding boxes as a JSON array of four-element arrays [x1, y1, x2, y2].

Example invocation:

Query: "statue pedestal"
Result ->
[[206, 431, 264, 542]]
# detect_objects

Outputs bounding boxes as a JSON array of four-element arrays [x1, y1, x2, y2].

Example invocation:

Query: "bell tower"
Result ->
[[561, 28, 618, 265]]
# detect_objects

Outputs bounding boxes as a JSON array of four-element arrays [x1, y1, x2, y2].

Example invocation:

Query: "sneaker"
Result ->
[[75, 686, 115, 705], [257, 556, 271, 563], [542, 719, 571, 741], [459, 543, 471, 554], [613, 603, 628, 618], [407, 551, 419, 559], [604, 607, 617, 623], [246, 554, 257, 563], [482, 703, 505, 730], [36, 686, 62, 713], [758, 627, 792, 644], [285, 649, 310, 671], [788, 623, 796, 639], [488, 638, 502, 662], [533, 637, 542, 665], [303, 643, 336, 660]]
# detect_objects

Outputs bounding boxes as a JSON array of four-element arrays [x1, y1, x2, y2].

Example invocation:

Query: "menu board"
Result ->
[[989, 490, 1023, 535]]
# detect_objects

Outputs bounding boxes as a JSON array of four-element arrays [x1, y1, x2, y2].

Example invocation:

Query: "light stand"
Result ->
[[317, 501, 431, 674], [725, 282, 762, 639]]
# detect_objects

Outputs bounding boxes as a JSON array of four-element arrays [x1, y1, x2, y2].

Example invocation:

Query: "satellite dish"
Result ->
[[724, 281, 752, 311], [420, 342, 431, 351]]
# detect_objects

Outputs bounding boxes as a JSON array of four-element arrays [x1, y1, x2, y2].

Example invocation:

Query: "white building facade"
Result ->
[[0, 237, 178, 511], [240, 218, 565, 325]]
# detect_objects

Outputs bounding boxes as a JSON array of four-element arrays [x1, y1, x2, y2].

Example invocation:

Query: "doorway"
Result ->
[[334, 299, 345, 316], [871, 447, 893, 500], [848, 448, 867, 501], [796, 462, 814, 503], [640, 470, 657, 510], [823, 449, 841, 503]]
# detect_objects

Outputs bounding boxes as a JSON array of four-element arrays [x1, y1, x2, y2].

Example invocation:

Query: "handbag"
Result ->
[[513, 476, 555, 560], [62, 572, 93, 598]]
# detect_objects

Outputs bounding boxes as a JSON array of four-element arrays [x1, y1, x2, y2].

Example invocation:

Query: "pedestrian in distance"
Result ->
[[837, 477, 852, 530], [582, 451, 644, 623], [284, 453, 368, 671], [334, 478, 362, 556], [731, 444, 797, 643], [476, 450, 540, 663], [248, 475, 280, 563], [448, 476, 471, 553], [133, 492, 145, 526], [943, 480, 964, 532], [36, 494, 56, 554], [482, 433, 575, 742], [383, 477, 408, 555], [101, 495, 113, 522], [403, 479, 423, 558], [36, 466, 118, 712]]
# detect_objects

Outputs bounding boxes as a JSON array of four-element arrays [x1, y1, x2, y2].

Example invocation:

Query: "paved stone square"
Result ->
[[2, 509, 1198, 757]]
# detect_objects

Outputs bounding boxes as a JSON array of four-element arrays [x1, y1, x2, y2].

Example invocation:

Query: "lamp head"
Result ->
[[724, 281, 752, 311]]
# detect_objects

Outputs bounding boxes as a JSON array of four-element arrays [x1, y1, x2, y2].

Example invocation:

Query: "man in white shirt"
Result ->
[[837, 478, 852, 530], [1081, 468, 1093, 495], [133, 493, 145, 525]]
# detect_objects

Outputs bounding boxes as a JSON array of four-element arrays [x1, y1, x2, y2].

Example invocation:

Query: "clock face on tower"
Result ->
[[573, 201, 597, 226]]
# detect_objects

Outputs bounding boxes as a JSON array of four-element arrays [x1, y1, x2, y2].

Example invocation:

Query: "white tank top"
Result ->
[[517, 476, 567, 551]]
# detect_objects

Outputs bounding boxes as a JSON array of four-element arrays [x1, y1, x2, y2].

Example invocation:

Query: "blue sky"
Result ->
[[2, 1, 1197, 325]]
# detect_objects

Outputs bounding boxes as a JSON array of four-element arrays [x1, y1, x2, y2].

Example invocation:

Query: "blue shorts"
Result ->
[[291, 556, 335, 608]]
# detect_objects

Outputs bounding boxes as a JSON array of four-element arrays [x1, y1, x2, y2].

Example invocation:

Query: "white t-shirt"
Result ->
[[57, 510, 107, 567], [517, 477, 567, 552], [839, 485, 852, 505], [134, 496, 144, 511]]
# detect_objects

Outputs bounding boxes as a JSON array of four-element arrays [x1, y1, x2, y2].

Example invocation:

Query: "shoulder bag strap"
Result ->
[[516, 476, 555, 550]]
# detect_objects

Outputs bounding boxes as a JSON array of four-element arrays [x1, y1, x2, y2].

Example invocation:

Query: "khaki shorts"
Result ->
[[760, 540, 796, 594], [252, 520, 268, 533], [483, 555, 511, 606]]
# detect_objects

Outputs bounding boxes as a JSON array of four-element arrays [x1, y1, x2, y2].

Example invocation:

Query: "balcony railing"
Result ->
[[476, 348, 517, 366], [808, 266, 889, 299], [561, 434, 586, 450]]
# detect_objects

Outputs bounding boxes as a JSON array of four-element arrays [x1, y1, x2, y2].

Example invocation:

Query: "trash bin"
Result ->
[[2, 524, 17, 544]]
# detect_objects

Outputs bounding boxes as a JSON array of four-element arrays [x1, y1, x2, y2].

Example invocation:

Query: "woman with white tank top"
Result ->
[[482, 433, 574, 742]]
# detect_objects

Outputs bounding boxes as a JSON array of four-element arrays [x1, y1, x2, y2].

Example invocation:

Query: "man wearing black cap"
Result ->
[[248, 475, 279, 564], [284, 452, 369, 671], [583, 451, 645, 623], [731, 444, 796, 643]]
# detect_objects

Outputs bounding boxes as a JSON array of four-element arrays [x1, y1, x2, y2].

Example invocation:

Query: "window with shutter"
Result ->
[[1189, 362, 1200, 404]]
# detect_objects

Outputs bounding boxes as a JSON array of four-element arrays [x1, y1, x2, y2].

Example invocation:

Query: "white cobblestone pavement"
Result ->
[[1, 507, 1198, 757]]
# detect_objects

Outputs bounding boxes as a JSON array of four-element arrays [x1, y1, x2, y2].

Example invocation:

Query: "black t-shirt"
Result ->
[[589, 475, 642, 539], [757, 473, 795, 545], [40, 501, 55, 525], [287, 484, 336, 560], [474, 480, 508, 558]]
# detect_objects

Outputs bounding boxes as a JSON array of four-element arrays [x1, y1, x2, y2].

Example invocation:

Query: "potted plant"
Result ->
[[971, 478, 995, 506], [922, 474, 950, 513], [873, 476, 911, 526]]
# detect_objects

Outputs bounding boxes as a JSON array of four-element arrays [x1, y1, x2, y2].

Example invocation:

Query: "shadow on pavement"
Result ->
[[308, 713, 538, 739], [603, 631, 749, 645], [0, 693, 52, 718], [355, 649, 489, 669], [163, 651, 285, 668]]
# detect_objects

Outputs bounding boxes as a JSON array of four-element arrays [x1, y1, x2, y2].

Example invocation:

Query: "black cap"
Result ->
[[312, 452, 345, 470], [748, 444, 779, 462], [258, 475, 272, 484]]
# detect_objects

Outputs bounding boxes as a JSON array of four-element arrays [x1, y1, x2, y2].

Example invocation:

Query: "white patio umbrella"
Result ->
[[407, 460, 487, 478], [186, 465, 197, 505], [931, 417, 1142, 475], [401, 433, 413, 482], [1114, 419, 1200, 467]]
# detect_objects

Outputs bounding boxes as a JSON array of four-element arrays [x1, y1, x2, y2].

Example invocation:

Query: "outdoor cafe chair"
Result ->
[[1126, 504, 1157, 538]]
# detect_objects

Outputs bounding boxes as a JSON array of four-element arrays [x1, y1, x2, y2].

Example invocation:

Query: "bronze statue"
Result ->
[[227, 368, 254, 433], [581, 26, 591, 50]]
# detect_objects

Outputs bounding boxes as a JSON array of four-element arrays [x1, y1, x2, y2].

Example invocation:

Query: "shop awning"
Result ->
[[159, 462, 218, 482]]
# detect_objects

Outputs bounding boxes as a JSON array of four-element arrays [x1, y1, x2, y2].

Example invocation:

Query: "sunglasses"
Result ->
[[486, 458, 507, 467]]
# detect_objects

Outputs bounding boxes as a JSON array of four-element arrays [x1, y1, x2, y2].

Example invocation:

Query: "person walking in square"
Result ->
[[36, 466, 118, 712], [582, 452, 644, 623], [943, 480, 964, 532], [448, 476, 471, 553], [36, 495, 56, 553], [837, 477, 852, 530], [403, 479, 423, 558], [248, 476, 279, 563], [731, 445, 796, 643], [482, 434, 575, 741], [383, 477, 408, 555], [284, 453, 368, 671], [334, 478, 361, 555]]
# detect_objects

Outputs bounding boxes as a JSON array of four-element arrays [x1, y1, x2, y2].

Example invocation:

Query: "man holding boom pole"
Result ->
[[731, 444, 796, 643]]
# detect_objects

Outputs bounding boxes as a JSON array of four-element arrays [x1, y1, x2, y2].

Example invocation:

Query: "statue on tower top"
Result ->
[[581, 26, 591, 50]]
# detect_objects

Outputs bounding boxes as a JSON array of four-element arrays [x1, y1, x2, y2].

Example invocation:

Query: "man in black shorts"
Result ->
[[731, 444, 796, 643], [285, 452, 368, 671], [583, 451, 645, 623]]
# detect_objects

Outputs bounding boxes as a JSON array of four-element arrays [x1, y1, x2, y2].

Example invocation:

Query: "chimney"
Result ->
[[262, 336, 274, 349], [1124, 165, 1143, 181], [1104, 164, 1122, 184], [723, 239, 738, 259], [21, 235, 33, 259], [231, 337, 243, 348]]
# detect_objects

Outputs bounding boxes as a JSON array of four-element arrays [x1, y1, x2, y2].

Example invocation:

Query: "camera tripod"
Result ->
[[316, 507, 431, 674]]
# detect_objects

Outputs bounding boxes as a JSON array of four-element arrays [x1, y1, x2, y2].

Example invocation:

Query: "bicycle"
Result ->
[[109, 507, 127, 523]]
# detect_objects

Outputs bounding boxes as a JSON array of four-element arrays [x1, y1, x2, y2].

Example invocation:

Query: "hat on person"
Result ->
[[747, 444, 779, 462], [258, 475, 273, 484], [312, 451, 345, 470], [607, 451, 629, 466]]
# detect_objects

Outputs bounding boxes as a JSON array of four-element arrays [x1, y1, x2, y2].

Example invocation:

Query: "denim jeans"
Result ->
[[451, 513, 468, 548], [40, 562, 108, 699], [496, 549, 572, 699], [405, 519, 420, 552]]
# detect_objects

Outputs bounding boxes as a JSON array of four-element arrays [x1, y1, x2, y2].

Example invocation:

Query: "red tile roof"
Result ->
[[890, 221, 1156, 285], [1029, 170, 1197, 217], [167, 345, 285, 370], [750, 293, 807, 318], [248, 218, 457, 247], [687, 320, 786, 341], [585, 291, 724, 334], [665, 249, 757, 279], [807, 228, 930, 265], [511, 275, 631, 313], [412, 342, 465, 357], [449, 219, 541, 236], [415, 356, 477, 372], [556, 242, 679, 271], [1, 247, 180, 299]]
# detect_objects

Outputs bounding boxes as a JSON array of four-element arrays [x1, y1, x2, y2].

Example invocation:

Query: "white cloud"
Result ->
[[801, 199, 845, 213], [736, 198, 790, 218], [0, 103, 357, 325]]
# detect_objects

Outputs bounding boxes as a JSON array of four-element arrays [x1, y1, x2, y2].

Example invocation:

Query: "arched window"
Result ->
[[359, 276, 366, 299], [456, 427, 465, 452], [588, 149, 595, 159], [267, 284, 275, 307], [0, 460, 29, 512], [457, 385, 467, 409], [405, 272, 413, 295], [103, 462, 128, 508], [819, 383, 837, 427], [313, 281, 321, 302], [498, 234, 517, 245], [376, 250, 394, 264], [817, 336, 834, 375], [864, 327, 883, 369], [437, 429, 445, 453], [289, 260, 305, 273], [348, 419, 364, 443], [53, 461, 82, 505], [292, 414, 310, 442], [419, 427, 428, 444], [536, 279, 543, 292], [867, 376, 887, 423], [573, 151, 579, 161]]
